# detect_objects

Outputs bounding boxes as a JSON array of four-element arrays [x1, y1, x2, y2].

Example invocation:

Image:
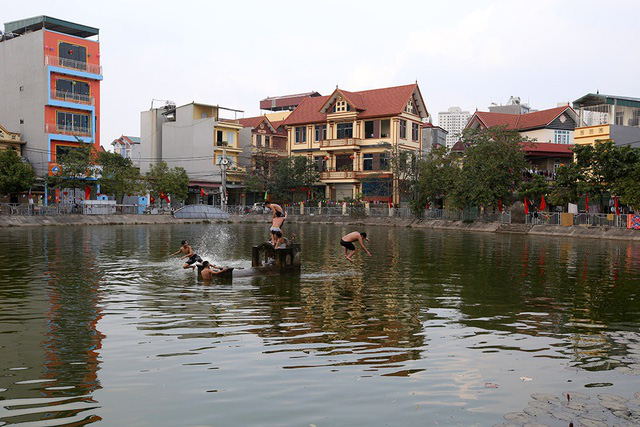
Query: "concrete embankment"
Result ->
[[2, 213, 640, 242]]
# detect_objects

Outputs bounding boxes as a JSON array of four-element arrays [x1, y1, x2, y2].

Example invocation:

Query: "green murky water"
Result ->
[[1, 223, 640, 426]]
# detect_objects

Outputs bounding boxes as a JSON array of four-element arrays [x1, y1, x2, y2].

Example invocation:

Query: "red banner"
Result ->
[[524, 197, 529, 215], [585, 193, 589, 213], [540, 195, 547, 211]]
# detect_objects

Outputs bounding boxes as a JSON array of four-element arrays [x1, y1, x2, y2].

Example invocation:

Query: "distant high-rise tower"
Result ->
[[0, 16, 102, 179], [437, 107, 470, 148]]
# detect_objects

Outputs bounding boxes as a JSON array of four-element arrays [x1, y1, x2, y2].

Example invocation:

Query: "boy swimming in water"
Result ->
[[200, 261, 228, 279]]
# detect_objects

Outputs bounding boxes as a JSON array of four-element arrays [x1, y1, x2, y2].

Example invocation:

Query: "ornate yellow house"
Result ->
[[0, 124, 26, 154], [282, 83, 428, 204]]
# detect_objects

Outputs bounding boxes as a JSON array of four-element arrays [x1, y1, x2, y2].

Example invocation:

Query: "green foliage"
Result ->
[[414, 146, 458, 209], [518, 174, 549, 201], [0, 149, 36, 195], [97, 150, 144, 202], [244, 147, 274, 194], [145, 162, 189, 203], [48, 145, 97, 190], [547, 163, 583, 206], [449, 127, 527, 209], [613, 162, 640, 210], [268, 156, 319, 202]]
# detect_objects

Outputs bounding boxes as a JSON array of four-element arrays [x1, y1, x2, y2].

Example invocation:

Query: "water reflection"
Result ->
[[0, 224, 639, 425]]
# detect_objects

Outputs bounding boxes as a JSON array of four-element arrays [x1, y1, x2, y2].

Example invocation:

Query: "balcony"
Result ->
[[45, 55, 102, 75], [51, 89, 95, 105], [252, 145, 287, 156], [320, 170, 355, 180], [45, 123, 92, 136], [320, 138, 361, 149]]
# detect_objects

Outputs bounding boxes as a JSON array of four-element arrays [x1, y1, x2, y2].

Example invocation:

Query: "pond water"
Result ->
[[1, 223, 640, 426]]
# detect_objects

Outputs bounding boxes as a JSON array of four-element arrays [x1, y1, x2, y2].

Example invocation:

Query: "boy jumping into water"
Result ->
[[171, 240, 203, 269], [340, 231, 371, 262]]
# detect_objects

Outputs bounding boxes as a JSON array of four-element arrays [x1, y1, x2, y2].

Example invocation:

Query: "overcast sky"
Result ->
[[4, 0, 640, 146]]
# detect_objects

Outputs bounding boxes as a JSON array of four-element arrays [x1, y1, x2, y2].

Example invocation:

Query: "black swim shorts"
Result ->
[[186, 254, 203, 265], [275, 210, 284, 218], [340, 239, 356, 251]]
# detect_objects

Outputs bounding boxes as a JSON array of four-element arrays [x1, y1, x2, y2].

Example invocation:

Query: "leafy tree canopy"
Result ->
[[0, 149, 36, 195]]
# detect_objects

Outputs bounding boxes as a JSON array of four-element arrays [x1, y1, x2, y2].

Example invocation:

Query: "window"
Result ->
[[615, 110, 625, 126], [314, 156, 326, 172], [379, 153, 389, 170], [315, 125, 326, 142], [554, 130, 570, 144], [295, 126, 306, 143], [265, 136, 270, 147], [56, 79, 90, 96], [336, 123, 353, 139], [412, 123, 419, 141], [332, 100, 351, 113], [363, 154, 373, 171], [399, 120, 407, 139], [56, 111, 90, 132], [364, 121, 374, 139], [55, 145, 78, 160], [226, 131, 235, 145], [380, 120, 390, 138], [216, 130, 224, 143], [59, 42, 87, 69], [405, 99, 415, 114], [256, 134, 262, 147]]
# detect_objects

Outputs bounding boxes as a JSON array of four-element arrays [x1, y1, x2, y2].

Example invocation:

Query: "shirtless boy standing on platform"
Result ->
[[266, 201, 287, 246], [340, 231, 371, 262], [171, 240, 203, 269]]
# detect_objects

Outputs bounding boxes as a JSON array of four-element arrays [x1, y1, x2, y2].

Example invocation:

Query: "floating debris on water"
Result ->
[[498, 390, 640, 426]]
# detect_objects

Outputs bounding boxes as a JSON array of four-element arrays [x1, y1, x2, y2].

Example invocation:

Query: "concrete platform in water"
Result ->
[[198, 242, 301, 279]]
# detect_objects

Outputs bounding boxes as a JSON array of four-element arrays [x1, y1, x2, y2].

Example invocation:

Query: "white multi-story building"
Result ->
[[437, 107, 470, 148]]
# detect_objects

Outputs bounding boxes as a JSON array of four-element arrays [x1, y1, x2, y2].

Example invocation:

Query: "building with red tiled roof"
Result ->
[[282, 83, 428, 204], [237, 115, 288, 202], [466, 105, 579, 145], [260, 91, 321, 112]]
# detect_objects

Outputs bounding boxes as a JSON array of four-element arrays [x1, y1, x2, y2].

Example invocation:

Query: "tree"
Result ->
[[573, 140, 639, 209], [244, 147, 277, 196], [48, 145, 98, 191], [268, 156, 319, 203], [547, 163, 583, 207], [146, 162, 189, 204], [450, 127, 527, 209], [614, 162, 640, 210], [0, 149, 36, 195], [518, 174, 549, 203], [97, 151, 144, 202], [414, 146, 458, 210]]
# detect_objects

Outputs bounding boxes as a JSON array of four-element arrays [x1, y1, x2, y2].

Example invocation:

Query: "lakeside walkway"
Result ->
[[2, 213, 640, 242]]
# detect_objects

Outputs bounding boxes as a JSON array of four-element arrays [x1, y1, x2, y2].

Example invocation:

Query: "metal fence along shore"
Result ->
[[2, 202, 637, 229]]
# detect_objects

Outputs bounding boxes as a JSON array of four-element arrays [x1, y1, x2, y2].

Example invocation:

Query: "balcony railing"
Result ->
[[320, 170, 354, 179], [320, 138, 361, 148], [51, 89, 95, 105], [252, 145, 287, 155], [45, 55, 102, 75], [45, 123, 92, 136]]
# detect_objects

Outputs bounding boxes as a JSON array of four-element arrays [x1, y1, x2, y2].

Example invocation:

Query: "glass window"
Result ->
[[380, 120, 390, 138], [412, 123, 419, 141], [554, 130, 570, 144], [379, 153, 389, 170], [226, 131, 235, 145], [295, 126, 306, 143], [216, 130, 223, 143], [336, 123, 353, 139], [256, 134, 262, 147], [265, 136, 270, 147], [363, 154, 373, 171], [399, 120, 407, 139], [365, 121, 374, 139], [59, 42, 87, 69], [314, 156, 326, 172], [314, 125, 327, 141]]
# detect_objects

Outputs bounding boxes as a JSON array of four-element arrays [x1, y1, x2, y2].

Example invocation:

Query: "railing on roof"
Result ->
[[51, 89, 94, 105], [320, 138, 361, 148], [320, 170, 354, 179], [45, 55, 102, 75]]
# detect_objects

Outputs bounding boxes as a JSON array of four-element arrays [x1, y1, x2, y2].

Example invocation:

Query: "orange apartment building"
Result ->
[[0, 16, 102, 203], [282, 83, 428, 204]]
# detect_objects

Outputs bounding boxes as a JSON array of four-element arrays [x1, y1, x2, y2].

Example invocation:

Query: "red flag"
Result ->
[[498, 198, 503, 213], [200, 188, 205, 197], [388, 197, 393, 208], [585, 193, 589, 213], [150, 196, 155, 204], [524, 197, 529, 215], [85, 185, 91, 201], [614, 196, 620, 215], [540, 195, 547, 211]]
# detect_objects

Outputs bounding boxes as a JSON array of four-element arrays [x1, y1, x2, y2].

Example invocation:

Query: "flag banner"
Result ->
[[540, 195, 547, 211], [524, 197, 529, 215]]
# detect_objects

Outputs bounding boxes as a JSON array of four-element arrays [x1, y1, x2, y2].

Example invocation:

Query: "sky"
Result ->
[[4, 0, 640, 147]]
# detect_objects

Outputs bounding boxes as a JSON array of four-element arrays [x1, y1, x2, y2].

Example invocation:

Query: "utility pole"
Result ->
[[221, 146, 228, 210]]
